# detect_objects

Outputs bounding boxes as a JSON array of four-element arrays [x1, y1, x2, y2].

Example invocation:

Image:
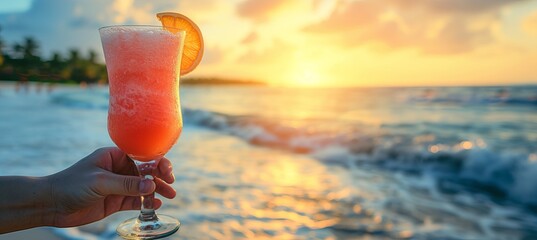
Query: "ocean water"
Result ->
[[1, 83, 537, 239]]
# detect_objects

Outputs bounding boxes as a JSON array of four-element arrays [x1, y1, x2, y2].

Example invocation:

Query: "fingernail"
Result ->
[[139, 178, 153, 194]]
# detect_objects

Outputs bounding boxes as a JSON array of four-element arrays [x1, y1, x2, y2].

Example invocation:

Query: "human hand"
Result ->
[[44, 147, 176, 227]]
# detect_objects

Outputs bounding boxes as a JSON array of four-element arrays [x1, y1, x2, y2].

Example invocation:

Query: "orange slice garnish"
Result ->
[[157, 12, 204, 75]]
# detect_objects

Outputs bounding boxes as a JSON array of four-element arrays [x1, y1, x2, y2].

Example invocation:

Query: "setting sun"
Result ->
[[287, 64, 324, 87]]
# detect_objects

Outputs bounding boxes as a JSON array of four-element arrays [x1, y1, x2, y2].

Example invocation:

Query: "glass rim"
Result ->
[[98, 24, 185, 33]]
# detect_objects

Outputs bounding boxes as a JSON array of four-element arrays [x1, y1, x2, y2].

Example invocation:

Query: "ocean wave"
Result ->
[[184, 108, 537, 206], [405, 89, 537, 106], [49, 90, 537, 206], [50, 89, 109, 110], [407, 96, 537, 105]]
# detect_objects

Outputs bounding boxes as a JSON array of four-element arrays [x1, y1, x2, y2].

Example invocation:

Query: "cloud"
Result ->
[[303, 0, 526, 54], [0, 0, 181, 58], [523, 10, 537, 36], [0, 0, 535, 86], [202, 46, 225, 65], [239, 39, 295, 64], [423, 0, 524, 14], [241, 32, 258, 44], [236, 0, 289, 22], [0, 0, 104, 57], [0, 0, 239, 76]]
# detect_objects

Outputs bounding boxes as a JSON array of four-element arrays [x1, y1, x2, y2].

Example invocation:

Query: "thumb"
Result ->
[[98, 173, 156, 196]]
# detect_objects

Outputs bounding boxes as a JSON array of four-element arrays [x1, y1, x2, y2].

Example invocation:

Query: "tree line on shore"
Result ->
[[0, 25, 265, 86], [0, 26, 107, 84]]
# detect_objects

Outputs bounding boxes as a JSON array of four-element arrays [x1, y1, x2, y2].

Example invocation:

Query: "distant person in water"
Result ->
[[0, 147, 176, 234]]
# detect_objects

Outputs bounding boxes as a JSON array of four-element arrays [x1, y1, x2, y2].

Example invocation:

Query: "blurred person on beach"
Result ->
[[0, 147, 176, 234]]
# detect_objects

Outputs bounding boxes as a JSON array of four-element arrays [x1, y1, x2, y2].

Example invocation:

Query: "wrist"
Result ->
[[36, 176, 57, 227], [17, 176, 57, 228], [0, 176, 56, 233]]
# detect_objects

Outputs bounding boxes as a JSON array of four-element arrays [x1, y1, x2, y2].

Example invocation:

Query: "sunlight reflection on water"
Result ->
[[162, 128, 418, 240]]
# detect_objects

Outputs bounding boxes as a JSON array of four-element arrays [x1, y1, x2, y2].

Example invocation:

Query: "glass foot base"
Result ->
[[116, 214, 180, 239]]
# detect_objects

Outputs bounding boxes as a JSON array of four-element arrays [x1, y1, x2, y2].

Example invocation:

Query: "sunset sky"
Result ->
[[1, 0, 537, 87]]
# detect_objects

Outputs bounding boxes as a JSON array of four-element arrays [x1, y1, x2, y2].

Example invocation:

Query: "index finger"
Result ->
[[155, 157, 174, 184]]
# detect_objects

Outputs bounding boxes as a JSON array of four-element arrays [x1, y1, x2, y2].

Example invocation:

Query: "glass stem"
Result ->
[[133, 159, 159, 222]]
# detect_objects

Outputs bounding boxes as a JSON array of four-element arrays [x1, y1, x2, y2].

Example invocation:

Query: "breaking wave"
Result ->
[[184, 108, 537, 206], [50, 88, 537, 207]]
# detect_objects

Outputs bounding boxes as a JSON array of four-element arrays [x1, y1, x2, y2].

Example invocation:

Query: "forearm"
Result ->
[[0, 176, 54, 233]]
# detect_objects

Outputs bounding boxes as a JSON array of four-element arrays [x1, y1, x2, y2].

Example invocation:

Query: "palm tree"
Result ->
[[0, 25, 3, 47], [11, 37, 40, 65], [51, 52, 62, 63], [87, 49, 98, 64], [12, 43, 23, 59], [0, 34, 108, 84], [0, 26, 4, 66], [68, 49, 80, 64], [22, 37, 39, 59], [48, 51, 64, 79], [67, 49, 90, 82]]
